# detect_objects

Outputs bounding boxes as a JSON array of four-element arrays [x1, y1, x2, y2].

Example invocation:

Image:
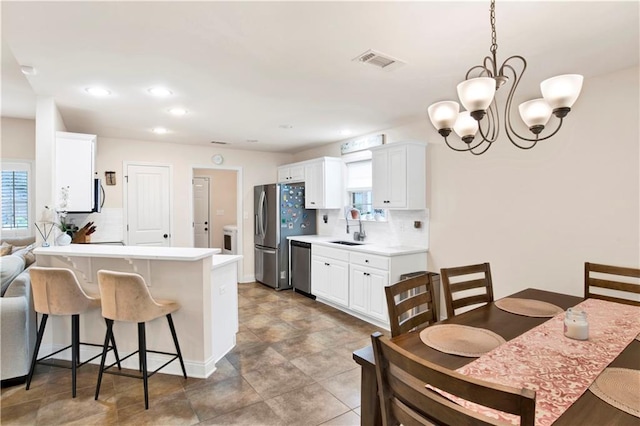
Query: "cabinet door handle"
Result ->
[[365, 259, 369, 263], [163, 234, 169, 238], [325, 263, 330, 266], [204, 228, 208, 231]]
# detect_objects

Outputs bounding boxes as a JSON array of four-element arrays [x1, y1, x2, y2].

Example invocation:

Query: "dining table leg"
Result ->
[[359, 361, 382, 426]]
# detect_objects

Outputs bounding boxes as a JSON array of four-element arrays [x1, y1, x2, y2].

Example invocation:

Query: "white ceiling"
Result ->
[[2, 1, 638, 153]]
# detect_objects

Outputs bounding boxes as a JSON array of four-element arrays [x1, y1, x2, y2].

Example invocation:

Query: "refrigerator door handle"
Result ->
[[260, 191, 267, 239], [255, 214, 259, 236], [258, 190, 266, 238], [255, 247, 277, 255]]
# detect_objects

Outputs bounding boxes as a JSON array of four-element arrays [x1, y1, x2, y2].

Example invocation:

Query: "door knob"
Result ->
[[163, 234, 168, 238]]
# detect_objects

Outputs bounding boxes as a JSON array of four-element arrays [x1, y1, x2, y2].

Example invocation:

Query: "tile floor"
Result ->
[[1, 282, 385, 425]]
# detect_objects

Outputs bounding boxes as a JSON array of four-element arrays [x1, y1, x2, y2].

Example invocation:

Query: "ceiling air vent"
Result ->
[[352, 49, 405, 71], [210, 140, 229, 145]]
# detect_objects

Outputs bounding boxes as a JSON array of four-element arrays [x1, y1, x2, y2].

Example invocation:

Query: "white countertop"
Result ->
[[287, 235, 428, 256], [211, 254, 243, 269], [34, 244, 221, 261]]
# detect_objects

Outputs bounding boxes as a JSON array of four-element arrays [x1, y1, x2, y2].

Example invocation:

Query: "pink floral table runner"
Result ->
[[451, 298, 640, 425]]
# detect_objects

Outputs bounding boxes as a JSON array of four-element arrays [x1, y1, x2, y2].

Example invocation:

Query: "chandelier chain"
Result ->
[[490, 0, 498, 54]]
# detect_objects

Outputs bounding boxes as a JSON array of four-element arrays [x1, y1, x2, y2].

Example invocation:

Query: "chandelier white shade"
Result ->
[[427, 101, 459, 131], [427, 0, 583, 155], [518, 99, 552, 130], [540, 74, 584, 110], [454, 111, 479, 141], [456, 77, 496, 112]]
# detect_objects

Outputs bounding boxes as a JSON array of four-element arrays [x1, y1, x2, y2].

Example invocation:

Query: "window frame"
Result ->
[[1, 160, 33, 237]]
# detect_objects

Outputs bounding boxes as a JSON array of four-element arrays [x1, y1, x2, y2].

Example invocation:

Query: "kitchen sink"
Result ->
[[329, 240, 365, 246]]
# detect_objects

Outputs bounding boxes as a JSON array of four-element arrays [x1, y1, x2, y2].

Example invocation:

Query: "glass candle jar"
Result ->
[[564, 308, 589, 340]]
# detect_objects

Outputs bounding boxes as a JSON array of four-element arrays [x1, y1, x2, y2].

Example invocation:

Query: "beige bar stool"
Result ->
[[95, 270, 187, 410], [26, 267, 121, 397]]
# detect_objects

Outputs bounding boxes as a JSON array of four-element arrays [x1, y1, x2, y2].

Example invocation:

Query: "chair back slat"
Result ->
[[372, 332, 536, 426], [585, 262, 640, 306], [385, 273, 438, 337], [441, 262, 494, 318]]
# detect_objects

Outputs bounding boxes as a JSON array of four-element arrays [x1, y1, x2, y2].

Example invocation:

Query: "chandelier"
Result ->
[[427, 0, 583, 155]]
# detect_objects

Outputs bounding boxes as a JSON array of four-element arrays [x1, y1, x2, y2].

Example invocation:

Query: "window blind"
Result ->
[[346, 160, 372, 190], [2, 170, 29, 229]]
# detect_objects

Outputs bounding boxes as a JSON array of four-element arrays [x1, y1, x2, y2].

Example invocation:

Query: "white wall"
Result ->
[[294, 66, 640, 299], [1, 117, 35, 160]]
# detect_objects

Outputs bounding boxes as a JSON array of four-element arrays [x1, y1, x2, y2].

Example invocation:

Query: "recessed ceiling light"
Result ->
[[20, 65, 37, 76], [152, 127, 168, 134], [168, 108, 188, 116], [340, 129, 352, 136], [85, 87, 111, 96], [279, 124, 293, 129], [148, 87, 172, 97]]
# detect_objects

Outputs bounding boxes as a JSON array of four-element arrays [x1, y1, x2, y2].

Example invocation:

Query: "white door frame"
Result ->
[[190, 164, 243, 281], [123, 161, 174, 246]]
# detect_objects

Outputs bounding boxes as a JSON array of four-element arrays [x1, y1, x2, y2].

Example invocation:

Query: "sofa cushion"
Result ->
[[11, 244, 36, 268], [1, 237, 36, 247], [1, 255, 26, 296], [0, 243, 12, 256]]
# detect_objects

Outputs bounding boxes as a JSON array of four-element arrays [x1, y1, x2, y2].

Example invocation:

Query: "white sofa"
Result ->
[[1, 237, 37, 385]]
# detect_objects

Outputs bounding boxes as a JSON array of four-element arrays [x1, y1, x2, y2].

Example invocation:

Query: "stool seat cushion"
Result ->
[[97, 270, 180, 323], [29, 267, 101, 315]]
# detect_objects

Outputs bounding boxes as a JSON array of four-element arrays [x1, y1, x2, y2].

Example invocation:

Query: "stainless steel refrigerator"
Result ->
[[254, 183, 316, 290]]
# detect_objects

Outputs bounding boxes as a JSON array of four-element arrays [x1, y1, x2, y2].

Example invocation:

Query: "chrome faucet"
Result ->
[[354, 217, 366, 241]]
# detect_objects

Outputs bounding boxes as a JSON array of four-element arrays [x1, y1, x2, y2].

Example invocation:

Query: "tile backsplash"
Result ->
[[316, 208, 429, 248]]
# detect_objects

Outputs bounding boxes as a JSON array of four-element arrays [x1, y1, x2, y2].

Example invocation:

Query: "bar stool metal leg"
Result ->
[[26, 314, 48, 390], [138, 322, 149, 410], [166, 314, 187, 379], [72, 314, 80, 366], [95, 319, 113, 401], [105, 318, 122, 370], [71, 315, 79, 397]]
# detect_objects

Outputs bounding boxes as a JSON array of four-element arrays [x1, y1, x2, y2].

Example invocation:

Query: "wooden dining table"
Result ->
[[352, 288, 640, 425]]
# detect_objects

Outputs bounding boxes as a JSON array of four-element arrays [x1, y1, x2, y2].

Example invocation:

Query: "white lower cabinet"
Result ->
[[311, 246, 349, 307], [310, 243, 427, 329], [349, 265, 389, 323]]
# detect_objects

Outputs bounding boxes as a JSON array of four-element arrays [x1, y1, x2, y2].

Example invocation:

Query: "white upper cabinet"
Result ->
[[55, 132, 96, 212], [277, 157, 344, 209], [371, 141, 426, 209], [304, 157, 344, 209], [277, 164, 305, 183]]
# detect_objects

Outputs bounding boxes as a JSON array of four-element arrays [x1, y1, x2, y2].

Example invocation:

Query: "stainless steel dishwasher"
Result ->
[[290, 240, 314, 299]]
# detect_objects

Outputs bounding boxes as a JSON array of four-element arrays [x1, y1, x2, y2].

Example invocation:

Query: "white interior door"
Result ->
[[126, 164, 171, 246], [193, 177, 210, 248]]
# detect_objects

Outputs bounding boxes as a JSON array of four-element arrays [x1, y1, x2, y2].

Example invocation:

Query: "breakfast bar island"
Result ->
[[33, 244, 242, 378]]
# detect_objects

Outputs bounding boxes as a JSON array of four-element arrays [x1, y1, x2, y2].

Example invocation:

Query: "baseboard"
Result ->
[[241, 274, 255, 283], [1, 375, 27, 388]]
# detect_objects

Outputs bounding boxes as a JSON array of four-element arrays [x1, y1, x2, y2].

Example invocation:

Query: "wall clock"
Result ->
[[212, 154, 224, 165]]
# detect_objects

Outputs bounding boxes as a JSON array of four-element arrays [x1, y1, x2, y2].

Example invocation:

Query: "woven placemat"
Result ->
[[419, 324, 506, 357], [589, 368, 640, 418], [495, 298, 564, 318]]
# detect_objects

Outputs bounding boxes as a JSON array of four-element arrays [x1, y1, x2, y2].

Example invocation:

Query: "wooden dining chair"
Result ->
[[371, 332, 536, 426], [384, 272, 439, 337], [440, 262, 494, 318], [584, 262, 640, 306]]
